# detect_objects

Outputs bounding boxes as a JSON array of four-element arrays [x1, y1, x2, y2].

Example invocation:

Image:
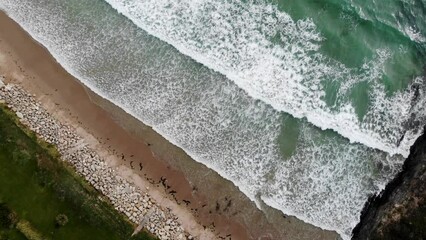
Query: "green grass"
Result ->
[[0, 104, 156, 240]]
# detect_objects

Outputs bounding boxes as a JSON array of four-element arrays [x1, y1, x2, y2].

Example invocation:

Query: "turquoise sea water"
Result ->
[[0, 0, 425, 238]]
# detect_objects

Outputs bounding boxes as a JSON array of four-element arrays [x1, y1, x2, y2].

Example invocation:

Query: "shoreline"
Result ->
[[0, 10, 339, 240]]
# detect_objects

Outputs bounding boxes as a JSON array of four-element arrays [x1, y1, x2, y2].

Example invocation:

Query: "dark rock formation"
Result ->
[[352, 126, 426, 240]]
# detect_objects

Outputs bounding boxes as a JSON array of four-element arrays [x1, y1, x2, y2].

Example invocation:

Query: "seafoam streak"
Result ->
[[104, 0, 426, 157]]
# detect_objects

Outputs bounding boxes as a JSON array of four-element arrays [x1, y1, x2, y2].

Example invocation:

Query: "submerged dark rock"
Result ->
[[352, 126, 426, 240]]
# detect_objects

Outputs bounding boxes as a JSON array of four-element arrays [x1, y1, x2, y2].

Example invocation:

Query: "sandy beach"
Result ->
[[0, 10, 339, 240]]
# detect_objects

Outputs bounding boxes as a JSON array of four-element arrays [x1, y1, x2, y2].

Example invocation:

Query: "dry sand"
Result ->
[[0, 11, 339, 240]]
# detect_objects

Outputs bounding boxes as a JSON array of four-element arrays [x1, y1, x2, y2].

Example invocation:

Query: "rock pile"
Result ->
[[0, 83, 193, 240]]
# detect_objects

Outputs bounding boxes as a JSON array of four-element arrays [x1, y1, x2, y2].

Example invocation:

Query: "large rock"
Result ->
[[16, 111, 24, 119]]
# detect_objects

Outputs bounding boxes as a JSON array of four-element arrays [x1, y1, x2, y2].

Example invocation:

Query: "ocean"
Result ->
[[1, 0, 425, 238]]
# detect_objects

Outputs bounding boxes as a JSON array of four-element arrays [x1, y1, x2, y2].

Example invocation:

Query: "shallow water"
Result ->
[[0, 0, 425, 238]]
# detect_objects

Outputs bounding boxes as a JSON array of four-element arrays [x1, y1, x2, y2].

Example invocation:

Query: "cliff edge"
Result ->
[[352, 126, 426, 240]]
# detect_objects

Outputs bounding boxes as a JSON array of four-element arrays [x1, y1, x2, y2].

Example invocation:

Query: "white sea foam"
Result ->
[[404, 26, 426, 43], [102, 0, 425, 157], [267, 122, 407, 238], [0, 0, 418, 239]]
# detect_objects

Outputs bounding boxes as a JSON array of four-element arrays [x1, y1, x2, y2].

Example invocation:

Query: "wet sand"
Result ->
[[0, 11, 339, 240]]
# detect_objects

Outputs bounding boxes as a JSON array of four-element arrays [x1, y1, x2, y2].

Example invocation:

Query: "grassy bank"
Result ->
[[0, 104, 155, 240]]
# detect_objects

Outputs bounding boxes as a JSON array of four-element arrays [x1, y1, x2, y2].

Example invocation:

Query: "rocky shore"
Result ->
[[0, 78, 195, 240], [352, 126, 426, 239]]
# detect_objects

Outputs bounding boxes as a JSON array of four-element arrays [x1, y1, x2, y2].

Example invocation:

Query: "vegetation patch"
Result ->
[[0, 203, 16, 229], [0, 104, 156, 240]]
